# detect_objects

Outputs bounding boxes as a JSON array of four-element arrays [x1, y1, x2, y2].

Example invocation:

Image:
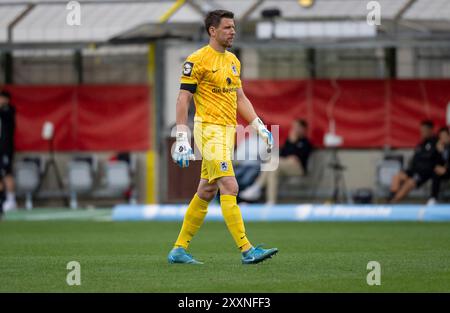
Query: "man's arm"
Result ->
[[236, 88, 258, 123], [237, 88, 273, 152], [172, 89, 195, 168], [176, 90, 193, 132]]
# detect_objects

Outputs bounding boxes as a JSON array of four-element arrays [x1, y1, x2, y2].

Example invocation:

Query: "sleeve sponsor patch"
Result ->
[[182, 62, 194, 76]]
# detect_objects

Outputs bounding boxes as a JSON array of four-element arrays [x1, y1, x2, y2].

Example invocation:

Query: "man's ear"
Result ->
[[209, 26, 215, 36]]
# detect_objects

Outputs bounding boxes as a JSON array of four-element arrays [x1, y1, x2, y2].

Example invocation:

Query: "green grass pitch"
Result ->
[[1, 220, 450, 292]]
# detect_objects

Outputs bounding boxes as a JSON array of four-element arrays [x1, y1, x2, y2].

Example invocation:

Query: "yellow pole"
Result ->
[[159, 0, 186, 23], [146, 43, 156, 204], [146, 0, 186, 203]]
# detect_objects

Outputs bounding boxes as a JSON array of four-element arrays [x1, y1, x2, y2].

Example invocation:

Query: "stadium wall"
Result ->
[[6, 85, 151, 151]]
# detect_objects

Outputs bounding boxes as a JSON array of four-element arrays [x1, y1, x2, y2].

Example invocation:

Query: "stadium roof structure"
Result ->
[[0, 0, 449, 49]]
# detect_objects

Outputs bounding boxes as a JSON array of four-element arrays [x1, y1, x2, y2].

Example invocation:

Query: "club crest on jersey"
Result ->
[[220, 162, 228, 171], [231, 64, 238, 75], [183, 62, 193, 76]]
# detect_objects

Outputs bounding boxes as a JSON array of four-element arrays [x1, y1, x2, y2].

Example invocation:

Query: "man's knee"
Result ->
[[406, 178, 417, 189], [197, 183, 218, 202], [394, 171, 408, 181], [217, 176, 239, 196]]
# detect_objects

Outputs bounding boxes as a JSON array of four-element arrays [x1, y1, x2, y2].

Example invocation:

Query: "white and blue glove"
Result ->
[[251, 117, 273, 153], [172, 131, 195, 168]]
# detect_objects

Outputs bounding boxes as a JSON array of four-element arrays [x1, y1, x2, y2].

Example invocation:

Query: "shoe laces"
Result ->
[[251, 244, 266, 256], [174, 248, 194, 260], [254, 244, 265, 250]]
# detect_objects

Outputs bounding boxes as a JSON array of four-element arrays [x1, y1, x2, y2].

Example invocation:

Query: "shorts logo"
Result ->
[[183, 62, 193, 76], [220, 162, 228, 171]]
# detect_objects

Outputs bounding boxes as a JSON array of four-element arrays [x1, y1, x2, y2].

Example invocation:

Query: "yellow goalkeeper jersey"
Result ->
[[180, 44, 242, 127]]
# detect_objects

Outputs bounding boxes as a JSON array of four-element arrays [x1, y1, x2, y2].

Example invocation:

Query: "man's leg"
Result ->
[[391, 178, 416, 203], [429, 171, 450, 204], [217, 176, 278, 264], [388, 171, 407, 201], [390, 171, 407, 192], [266, 157, 304, 204], [173, 179, 217, 249], [168, 179, 217, 264], [2, 153, 16, 211], [431, 174, 441, 201], [217, 176, 251, 251], [3, 174, 16, 210]]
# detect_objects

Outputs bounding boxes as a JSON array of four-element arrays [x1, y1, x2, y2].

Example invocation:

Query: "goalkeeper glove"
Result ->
[[172, 131, 195, 168], [251, 117, 273, 153]]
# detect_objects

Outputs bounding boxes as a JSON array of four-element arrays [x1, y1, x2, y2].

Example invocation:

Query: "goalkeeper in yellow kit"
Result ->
[[168, 10, 278, 264]]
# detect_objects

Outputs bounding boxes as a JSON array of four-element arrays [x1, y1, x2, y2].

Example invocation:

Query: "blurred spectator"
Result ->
[[388, 120, 439, 203], [240, 119, 313, 204], [428, 127, 450, 205], [0, 90, 17, 213]]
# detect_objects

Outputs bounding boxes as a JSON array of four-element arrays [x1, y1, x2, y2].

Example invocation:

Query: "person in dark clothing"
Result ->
[[389, 120, 439, 203], [279, 120, 313, 175], [240, 119, 313, 204], [428, 127, 450, 205], [0, 90, 16, 216]]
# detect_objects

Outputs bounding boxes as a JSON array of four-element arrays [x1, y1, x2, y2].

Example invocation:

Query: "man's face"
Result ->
[[0, 95, 9, 106], [291, 122, 306, 138], [420, 125, 433, 139], [439, 131, 450, 145], [210, 18, 235, 48]]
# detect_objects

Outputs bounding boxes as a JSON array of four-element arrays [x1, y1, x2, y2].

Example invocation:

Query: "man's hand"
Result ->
[[434, 165, 447, 176], [172, 131, 195, 168], [251, 117, 273, 153]]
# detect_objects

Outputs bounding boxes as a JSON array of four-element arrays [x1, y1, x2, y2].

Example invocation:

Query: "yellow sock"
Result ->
[[174, 193, 209, 249], [220, 195, 251, 251]]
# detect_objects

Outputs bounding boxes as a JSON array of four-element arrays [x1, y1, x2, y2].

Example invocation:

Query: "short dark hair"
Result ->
[[296, 119, 308, 129], [204, 10, 234, 36], [438, 126, 449, 135], [0, 90, 10, 99], [421, 120, 434, 129]]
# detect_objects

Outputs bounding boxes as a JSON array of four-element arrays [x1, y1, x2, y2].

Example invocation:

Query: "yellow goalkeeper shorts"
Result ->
[[193, 122, 235, 184]]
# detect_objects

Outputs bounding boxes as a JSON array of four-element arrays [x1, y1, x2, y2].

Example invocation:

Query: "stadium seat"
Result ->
[[376, 155, 431, 201], [104, 160, 131, 195], [277, 150, 325, 201], [375, 158, 402, 199], [67, 157, 96, 209], [15, 159, 41, 210]]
